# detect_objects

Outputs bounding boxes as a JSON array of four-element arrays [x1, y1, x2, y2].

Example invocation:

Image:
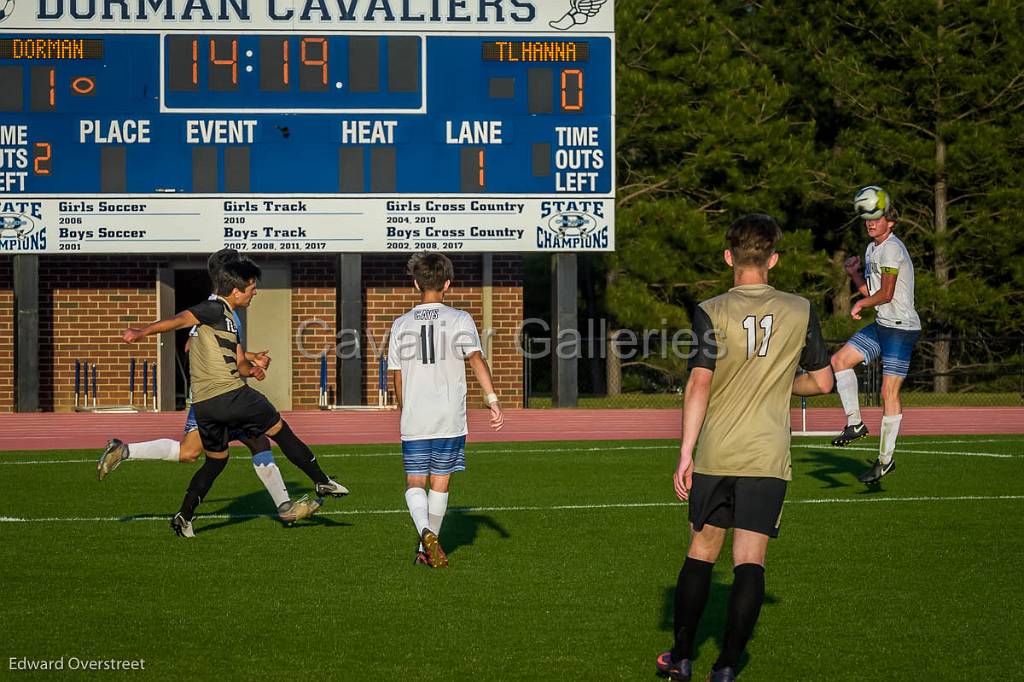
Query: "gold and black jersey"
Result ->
[[187, 297, 245, 403], [688, 284, 830, 481]]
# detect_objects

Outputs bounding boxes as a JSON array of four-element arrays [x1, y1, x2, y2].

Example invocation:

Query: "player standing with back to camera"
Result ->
[[829, 186, 921, 486], [388, 253, 504, 568], [656, 214, 833, 682]]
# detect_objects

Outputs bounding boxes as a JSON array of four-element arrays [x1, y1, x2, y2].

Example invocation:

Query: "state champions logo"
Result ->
[[0, 0, 15, 22], [549, 0, 608, 31]]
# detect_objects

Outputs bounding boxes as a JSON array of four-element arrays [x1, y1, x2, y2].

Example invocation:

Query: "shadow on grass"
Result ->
[[441, 511, 511, 556], [191, 489, 353, 534], [658, 575, 779, 676], [799, 448, 869, 489]]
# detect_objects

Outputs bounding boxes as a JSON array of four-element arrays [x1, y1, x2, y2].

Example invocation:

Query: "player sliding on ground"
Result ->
[[120, 257, 348, 538], [387, 253, 504, 568], [96, 249, 319, 523], [830, 186, 921, 485], [656, 215, 834, 682]]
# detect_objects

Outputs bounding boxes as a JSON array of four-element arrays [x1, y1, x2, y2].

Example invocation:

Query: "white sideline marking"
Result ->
[[791, 444, 1016, 459], [1, 494, 1022, 524], [1, 440, 1021, 465]]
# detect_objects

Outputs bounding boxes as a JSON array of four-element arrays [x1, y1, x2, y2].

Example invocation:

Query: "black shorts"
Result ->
[[192, 386, 281, 453], [688, 474, 788, 538]]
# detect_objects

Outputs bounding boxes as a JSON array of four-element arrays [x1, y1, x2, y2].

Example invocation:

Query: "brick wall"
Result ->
[[0, 253, 523, 412], [0, 259, 12, 412], [42, 256, 161, 412], [290, 255, 336, 410], [363, 254, 524, 408]]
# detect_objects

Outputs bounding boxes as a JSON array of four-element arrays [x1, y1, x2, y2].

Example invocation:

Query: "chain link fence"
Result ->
[[523, 334, 1024, 409]]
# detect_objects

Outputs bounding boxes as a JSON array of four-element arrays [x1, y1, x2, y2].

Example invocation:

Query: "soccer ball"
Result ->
[[853, 185, 892, 220]]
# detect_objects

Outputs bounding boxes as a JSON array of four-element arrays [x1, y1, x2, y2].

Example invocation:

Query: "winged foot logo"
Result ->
[[549, 0, 607, 30]]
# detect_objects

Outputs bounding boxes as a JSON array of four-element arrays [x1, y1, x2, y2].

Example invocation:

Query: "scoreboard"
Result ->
[[0, 0, 615, 253]]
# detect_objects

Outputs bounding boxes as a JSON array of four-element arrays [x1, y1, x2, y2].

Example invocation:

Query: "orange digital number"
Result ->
[[71, 76, 95, 95], [210, 38, 238, 85], [478, 150, 485, 188], [191, 39, 198, 85], [33, 142, 52, 175], [561, 68, 583, 112], [301, 37, 328, 86], [48, 68, 55, 107], [282, 39, 290, 85]]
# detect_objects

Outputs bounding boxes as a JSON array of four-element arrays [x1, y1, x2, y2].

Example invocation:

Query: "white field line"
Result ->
[[1, 494, 1022, 524], [1, 440, 1021, 465], [791, 444, 1017, 459]]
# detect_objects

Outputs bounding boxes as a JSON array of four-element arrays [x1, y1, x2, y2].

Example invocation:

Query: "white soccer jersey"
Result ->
[[387, 303, 483, 441], [865, 233, 921, 330]]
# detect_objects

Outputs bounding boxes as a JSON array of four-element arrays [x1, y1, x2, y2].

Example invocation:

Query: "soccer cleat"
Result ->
[[857, 457, 896, 485], [420, 529, 448, 568], [96, 439, 129, 481], [831, 422, 869, 447], [655, 651, 692, 681], [706, 666, 737, 682], [170, 513, 194, 538], [413, 550, 431, 567], [314, 477, 349, 498], [277, 495, 321, 523]]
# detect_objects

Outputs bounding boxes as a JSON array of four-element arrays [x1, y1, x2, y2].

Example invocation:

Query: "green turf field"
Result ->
[[1, 435, 1022, 680]]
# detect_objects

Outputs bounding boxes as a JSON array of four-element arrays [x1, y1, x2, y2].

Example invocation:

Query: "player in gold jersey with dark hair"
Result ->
[[656, 214, 834, 682]]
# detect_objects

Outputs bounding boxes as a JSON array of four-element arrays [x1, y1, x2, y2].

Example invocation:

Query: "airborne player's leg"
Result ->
[[858, 327, 920, 484], [830, 325, 879, 447]]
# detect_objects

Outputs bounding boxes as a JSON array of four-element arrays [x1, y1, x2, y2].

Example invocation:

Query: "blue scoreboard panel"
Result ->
[[0, 1, 614, 253]]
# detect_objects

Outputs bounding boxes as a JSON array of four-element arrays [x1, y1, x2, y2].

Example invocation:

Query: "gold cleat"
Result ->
[[278, 495, 322, 523], [97, 439, 129, 481], [420, 529, 448, 569]]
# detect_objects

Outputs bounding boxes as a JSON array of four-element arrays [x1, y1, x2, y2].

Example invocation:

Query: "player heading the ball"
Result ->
[[830, 185, 921, 487]]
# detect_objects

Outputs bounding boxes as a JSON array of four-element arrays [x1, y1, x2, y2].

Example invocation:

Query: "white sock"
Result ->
[[835, 369, 863, 426], [251, 451, 291, 508], [405, 488, 430, 538], [126, 439, 180, 462], [879, 414, 903, 465], [427, 490, 449, 538]]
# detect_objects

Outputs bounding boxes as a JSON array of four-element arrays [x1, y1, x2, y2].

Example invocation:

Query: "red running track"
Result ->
[[0, 407, 1020, 452]]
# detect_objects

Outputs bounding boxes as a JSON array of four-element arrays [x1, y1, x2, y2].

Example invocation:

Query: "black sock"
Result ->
[[270, 420, 329, 485], [715, 563, 766, 671], [178, 456, 229, 521], [671, 557, 714, 661]]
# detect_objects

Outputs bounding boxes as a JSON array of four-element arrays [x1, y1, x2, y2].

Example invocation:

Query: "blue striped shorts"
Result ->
[[849, 322, 920, 378], [401, 436, 467, 476]]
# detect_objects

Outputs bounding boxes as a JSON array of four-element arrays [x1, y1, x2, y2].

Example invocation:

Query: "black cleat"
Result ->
[[858, 457, 895, 485], [831, 422, 869, 447], [706, 666, 737, 682], [656, 652, 692, 681]]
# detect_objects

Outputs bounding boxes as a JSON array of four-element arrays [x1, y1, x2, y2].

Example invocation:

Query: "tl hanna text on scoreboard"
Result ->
[[0, 0, 615, 254]]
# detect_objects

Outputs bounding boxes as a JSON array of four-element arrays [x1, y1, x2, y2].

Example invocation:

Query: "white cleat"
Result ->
[[314, 478, 349, 498], [170, 513, 195, 538]]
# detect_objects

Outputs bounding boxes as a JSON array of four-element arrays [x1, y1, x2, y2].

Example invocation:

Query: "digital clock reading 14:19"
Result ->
[[163, 34, 424, 111]]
